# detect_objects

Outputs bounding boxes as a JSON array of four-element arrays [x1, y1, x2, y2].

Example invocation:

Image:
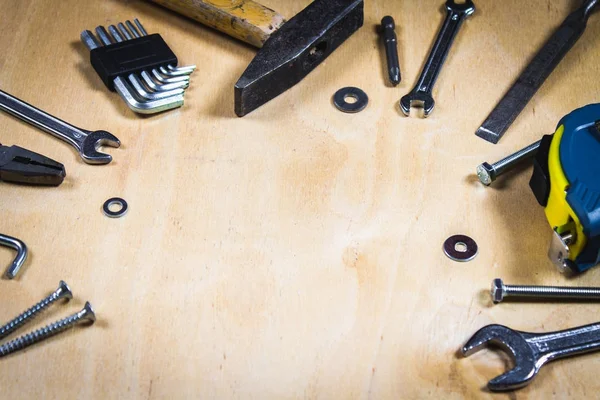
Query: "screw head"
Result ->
[[80, 302, 97, 324], [57, 280, 73, 301], [476, 162, 496, 186], [491, 279, 506, 303]]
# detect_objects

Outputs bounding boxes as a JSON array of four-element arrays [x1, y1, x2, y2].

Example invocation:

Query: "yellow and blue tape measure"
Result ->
[[530, 104, 600, 274]]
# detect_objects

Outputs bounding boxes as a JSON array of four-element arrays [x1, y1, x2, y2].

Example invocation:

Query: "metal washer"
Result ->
[[333, 87, 369, 113], [103, 197, 128, 218], [444, 235, 478, 262]]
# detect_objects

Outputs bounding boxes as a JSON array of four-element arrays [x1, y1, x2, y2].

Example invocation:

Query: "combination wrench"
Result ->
[[400, 0, 475, 117], [463, 322, 600, 391], [0, 90, 120, 165]]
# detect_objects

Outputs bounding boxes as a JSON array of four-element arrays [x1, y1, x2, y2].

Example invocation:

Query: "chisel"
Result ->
[[475, 0, 599, 144]]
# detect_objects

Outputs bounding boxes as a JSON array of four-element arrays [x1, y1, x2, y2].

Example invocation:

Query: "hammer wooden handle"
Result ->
[[148, 0, 286, 48]]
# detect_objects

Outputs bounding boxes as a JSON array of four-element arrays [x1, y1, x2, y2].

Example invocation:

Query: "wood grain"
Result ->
[[148, 0, 286, 47], [0, 0, 600, 398]]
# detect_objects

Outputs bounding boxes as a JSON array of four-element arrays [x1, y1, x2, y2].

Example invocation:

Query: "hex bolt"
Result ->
[[491, 278, 600, 304], [0, 281, 72, 340], [476, 140, 541, 186], [0, 302, 96, 358]]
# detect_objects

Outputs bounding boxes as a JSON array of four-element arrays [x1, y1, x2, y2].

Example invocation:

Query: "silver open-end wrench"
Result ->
[[462, 322, 600, 391], [0, 90, 120, 165], [400, 0, 475, 117]]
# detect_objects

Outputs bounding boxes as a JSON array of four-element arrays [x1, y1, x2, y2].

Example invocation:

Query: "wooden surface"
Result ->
[[1, 0, 599, 398]]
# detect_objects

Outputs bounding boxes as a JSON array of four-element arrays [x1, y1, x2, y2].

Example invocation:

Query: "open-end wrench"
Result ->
[[0, 90, 119, 165], [400, 0, 475, 117], [462, 322, 600, 391]]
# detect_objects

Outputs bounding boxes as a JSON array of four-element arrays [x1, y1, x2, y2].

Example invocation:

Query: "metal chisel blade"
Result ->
[[476, 0, 599, 144]]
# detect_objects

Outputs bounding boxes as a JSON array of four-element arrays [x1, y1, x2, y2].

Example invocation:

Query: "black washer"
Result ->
[[443, 235, 478, 262], [333, 87, 369, 113], [103, 197, 128, 218]]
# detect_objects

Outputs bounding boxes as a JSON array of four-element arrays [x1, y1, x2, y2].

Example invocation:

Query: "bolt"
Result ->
[[491, 278, 600, 303], [477, 140, 541, 186], [0, 302, 95, 358], [0, 281, 72, 341]]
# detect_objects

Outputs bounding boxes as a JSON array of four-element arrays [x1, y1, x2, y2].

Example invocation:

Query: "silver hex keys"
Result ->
[[81, 19, 195, 114]]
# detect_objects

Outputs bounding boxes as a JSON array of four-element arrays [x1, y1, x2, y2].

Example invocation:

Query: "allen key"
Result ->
[[80, 19, 195, 114], [0, 233, 27, 279]]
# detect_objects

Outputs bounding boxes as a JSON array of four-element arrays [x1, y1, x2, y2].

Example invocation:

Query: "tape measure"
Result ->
[[530, 104, 600, 274]]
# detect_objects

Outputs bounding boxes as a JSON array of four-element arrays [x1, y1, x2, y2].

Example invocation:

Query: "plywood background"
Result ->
[[1, 0, 599, 398]]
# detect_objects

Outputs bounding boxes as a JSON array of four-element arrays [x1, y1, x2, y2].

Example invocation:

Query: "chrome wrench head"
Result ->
[[81, 130, 121, 164], [400, 0, 475, 117], [463, 321, 600, 391], [444, 0, 476, 13], [400, 91, 435, 118], [462, 324, 538, 391], [0, 89, 120, 165]]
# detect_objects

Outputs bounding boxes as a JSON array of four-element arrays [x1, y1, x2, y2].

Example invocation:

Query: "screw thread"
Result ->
[[0, 282, 71, 341], [505, 285, 600, 299], [493, 140, 541, 175], [0, 304, 94, 358]]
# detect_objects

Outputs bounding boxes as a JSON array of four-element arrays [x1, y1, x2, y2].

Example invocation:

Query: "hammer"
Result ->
[[148, 0, 364, 116]]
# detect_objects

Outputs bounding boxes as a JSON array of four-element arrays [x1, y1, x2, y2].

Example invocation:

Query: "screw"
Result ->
[[476, 140, 541, 186], [0, 302, 96, 358], [491, 278, 600, 303], [0, 281, 72, 341]]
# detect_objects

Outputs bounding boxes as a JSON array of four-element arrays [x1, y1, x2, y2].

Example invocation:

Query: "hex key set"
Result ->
[[81, 19, 196, 114]]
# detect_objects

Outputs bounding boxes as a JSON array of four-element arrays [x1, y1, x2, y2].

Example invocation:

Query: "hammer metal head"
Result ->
[[462, 324, 538, 391], [234, 0, 364, 117]]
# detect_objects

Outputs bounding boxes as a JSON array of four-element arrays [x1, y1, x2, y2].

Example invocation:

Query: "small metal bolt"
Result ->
[[477, 140, 541, 186], [491, 278, 600, 303], [0, 281, 72, 341], [0, 302, 96, 358]]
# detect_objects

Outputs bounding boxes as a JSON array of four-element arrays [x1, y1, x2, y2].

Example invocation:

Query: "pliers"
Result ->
[[0, 143, 65, 186]]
